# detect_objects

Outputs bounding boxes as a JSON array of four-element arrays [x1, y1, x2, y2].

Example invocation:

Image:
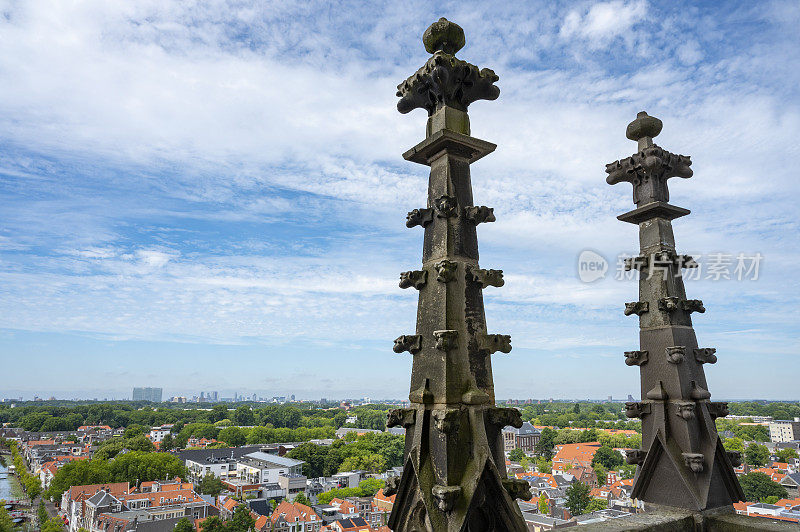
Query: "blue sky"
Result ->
[[0, 1, 798, 400]]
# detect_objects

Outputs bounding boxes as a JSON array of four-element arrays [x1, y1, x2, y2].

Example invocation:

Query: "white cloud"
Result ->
[[559, 0, 648, 48]]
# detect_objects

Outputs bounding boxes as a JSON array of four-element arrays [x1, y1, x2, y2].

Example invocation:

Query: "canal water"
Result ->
[[0, 454, 15, 501]]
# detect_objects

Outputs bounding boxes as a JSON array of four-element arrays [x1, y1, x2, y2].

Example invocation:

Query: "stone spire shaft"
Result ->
[[386, 18, 528, 532], [607, 112, 744, 511]]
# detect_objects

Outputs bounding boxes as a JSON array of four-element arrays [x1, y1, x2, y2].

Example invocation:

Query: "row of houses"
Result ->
[[60, 479, 218, 532]]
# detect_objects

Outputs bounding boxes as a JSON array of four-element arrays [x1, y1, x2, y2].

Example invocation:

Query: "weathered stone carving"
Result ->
[[683, 453, 705, 474], [433, 409, 460, 433], [646, 381, 668, 400], [387, 408, 417, 428], [683, 299, 706, 314], [658, 296, 680, 312], [659, 297, 706, 314], [486, 407, 522, 429], [626, 450, 647, 465], [406, 208, 434, 228], [480, 334, 512, 354], [431, 485, 461, 512], [608, 114, 743, 509], [624, 301, 649, 316], [676, 401, 696, 420], [399, 269, 428, 290], [708, 402, 729, 419], [394, 335, 422, 354], [464, 205, 496, 225], [433, 330, 458, 351], [625, 402, 651, 418], [502, 478, 532, 501], [624, 350, 649, 366], [466, 267, 504, 288], [689, 381, 711, 400], [694, 347, 718, 364], [434, 194, 458, 218], [666, 346, 686, 364], [396, 19, 499, 115], [605, 113, 693, 207], [435, 260, 458, 282]]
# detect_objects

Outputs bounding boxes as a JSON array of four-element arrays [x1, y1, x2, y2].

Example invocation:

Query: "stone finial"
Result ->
[[423, 18, 466, 55], [626, 111, 663, 147]]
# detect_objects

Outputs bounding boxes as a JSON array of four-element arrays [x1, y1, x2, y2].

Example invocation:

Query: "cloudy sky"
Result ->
[[0, 0, 798, 400]]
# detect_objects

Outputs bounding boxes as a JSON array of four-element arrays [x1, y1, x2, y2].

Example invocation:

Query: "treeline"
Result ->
[[45, 451, 187, 500], [0, 402, 393, 433], [728, 402, 800, 421], [715, 419, 770, 442], [168, 423, 335, 449], [511, 402, 642, 431], [287, 433, 404, 477]]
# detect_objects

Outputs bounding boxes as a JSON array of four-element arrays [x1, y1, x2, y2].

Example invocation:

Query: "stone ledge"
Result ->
[[578, 509, 797, 531]]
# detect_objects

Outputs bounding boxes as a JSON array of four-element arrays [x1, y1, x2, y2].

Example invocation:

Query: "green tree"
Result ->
[[536, 457, 552, 474], [226, 504, 255, 532], [174, 517, 195, 532], [586, 498, 608, 512], [535, 428, 557, 460], [106, 451, 187, 485], [565, 482, 591, 516], [318, 487, 364, 504], [745, 444, 770, 467], [47, 459, 112, 500], [38, 499, 49, 524], [538, 492, 549, 514], [764, 495, 780, 504], [739, 472, 788, 502], [233, 406, 255, 427], [210, 404, 229, 423], [592, 446, 623, 470], [358, 478, 385, 496], [723, 437, 745, 452], [198, 473, 224, 496], [508, 448, 526, 462], [161, 433, 174, 451], [339, 453, 386, 474], [294, 492, 310, 505], [218, 427, 246, 447], [593, 464, 608, 486], [201, 516, 226, 532], [776, 448, 799, 464], [573, 403, 581, 414], [25, 475, 42, 502], [41, 517, 65, 532], [124, 424, 149, 438], [288, 443, 328, 478]]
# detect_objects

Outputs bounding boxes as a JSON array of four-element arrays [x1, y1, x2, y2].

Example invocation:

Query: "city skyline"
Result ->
[[1, 1, 799, 400]]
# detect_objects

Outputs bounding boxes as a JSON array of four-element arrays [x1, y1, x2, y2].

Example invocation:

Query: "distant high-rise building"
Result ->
[[607, 395, 613, 401], [211, 391, 218, 402], [132, 387, 162, 402]]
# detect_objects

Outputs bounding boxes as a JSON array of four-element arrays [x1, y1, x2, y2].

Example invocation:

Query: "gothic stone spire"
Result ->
[[386, 18, 528, 532], [608, 112, 744, 510]]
